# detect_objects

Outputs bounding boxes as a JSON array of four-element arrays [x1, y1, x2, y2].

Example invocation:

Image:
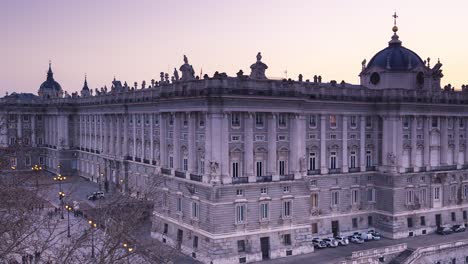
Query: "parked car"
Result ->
[[367, 230, 382, 240], [359, 232, 373, 241], [334, 236, 349, 246], [322, 238, 339, 248], [348, 235, 364, 244], [87, 191, 105, 200], [451, 224, 466, 233], [436, 226, 453, 235], [312, 238, 327, 249]]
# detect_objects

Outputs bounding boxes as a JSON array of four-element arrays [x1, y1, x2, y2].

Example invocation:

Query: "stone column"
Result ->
[[173, 113, 180, 170], [423, 116, 431, 169], [123, 114, 129, 158], [289, 114, 298, 176], [440, 117, 448, 165], [31, 114, 36, 147], [360, 115, 366, 171], [94, 114, 98, 152], [373, 116, 379, 167], [159, 114, 167, 167], [17, 114, 22, 142], [342, 115, 348, 173], [141, 114, 145, 161], [132, 114, 137, 160], [268, 114, 278, 180], [320, 115, 328, 174], [244, 113, 255, 182], [204, 113, 212, 180], [221, 113, 230, 183], [188, 112, 197, 173], [454, 117, 460, 168], [381, 116, 389, 167], [150, 114, 154, 163], [110, 115, 115, 155], [411, 116, 417, 168]]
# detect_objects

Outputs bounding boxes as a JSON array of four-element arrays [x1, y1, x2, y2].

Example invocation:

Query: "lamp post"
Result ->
[[65, 205, 72, 237], [99, 172, 103, 191], [88, 220, 97, 258], [31, 164, 42, 189], [54, 174, 67, 219]]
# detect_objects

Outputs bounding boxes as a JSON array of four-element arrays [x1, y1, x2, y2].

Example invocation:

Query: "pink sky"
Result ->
[[2, 0, 468, 95]]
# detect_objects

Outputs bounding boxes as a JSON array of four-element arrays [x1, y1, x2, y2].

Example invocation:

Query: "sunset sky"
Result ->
[[2, 0, 468, 95]]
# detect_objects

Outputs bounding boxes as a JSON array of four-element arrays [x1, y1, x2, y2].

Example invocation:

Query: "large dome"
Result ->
[[367, 34, 424, 71], [38, 62, 63, 98], [39, 78, 62, 91]]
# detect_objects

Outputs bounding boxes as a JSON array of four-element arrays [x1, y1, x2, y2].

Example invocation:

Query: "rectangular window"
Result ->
[[367, 188, 375, 202], [177, 197, 182, 213], [199, 160, 204, 175], [232, 162, 239, 178], [236, 204, 246, 224], [330, 134, 337, 139], [350, 116, 357, 128], [183, 158, 188, 171], [365, 116, 372, 128], [169, 156, 174, 169], [154, 115, 159, 125], [255, 113, 264, 127], [309, 115, 317, 128], [329, 151, 337, 169], [464, 185, 468, 199], [237, 240, 246, 253], [279, 160, 286, 176], [460, 118, 464, 129], [352, 218, 358, 228], [309, 152, 316, 171], [231, 113, 240, 127], [463, 210, 467, 220], [260, 187, 268, 195], [39, 156, 44, 165], [450, 185, 457, 200], [10, 137, 16, 145], [403, 117, 410, 129], [329, 115, 337, 128], [420, 216, 426, 226], [231, 135, 241, 142], [451, 212, 456, 222], [434, 187, 440, 200], [406, 189, 414, 205], [260, 203, 269, 220], [183, 114, 188, 127], [352, 189, 359, 204], [38, 138, 43, 145], [283, 186, 290, 193], [163, 223, 168, 234], [431, 117, 438, 128], [278, 114, 287, 127], [193, 236, 198, 249], [420, 188, 427, 204], [256, 161, 263, 177], [350, 151, 356, 169], [192, 202, 199, 219], [331, 191, 339, 206], [236, 189, 244, 196], [25, 156, 31, 166], [407, 217, 413, 228], [10, 157, 17, 167], [366, 151, 372, 167], [368, 216, 373, 227], [311, 193, 319, 208], [254, 135, 265, 141], [283, 200, 292, 218], [283, 234, 292, 246], [198, 114, 205, 127]]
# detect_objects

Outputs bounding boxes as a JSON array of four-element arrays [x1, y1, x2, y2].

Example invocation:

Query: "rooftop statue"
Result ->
[[174, 68, 180, 81], [179, 55, 195, 81], [249, 52, 268, 80]]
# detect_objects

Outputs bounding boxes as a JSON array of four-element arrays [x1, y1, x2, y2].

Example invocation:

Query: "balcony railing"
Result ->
[[328, 168, 341, 174], [462, 164, 468, 169], [419, 167, 427, 172], [152, 160, 157, 166], [366, 166, 376, 171], [405, 167, 414, 173], [190, 174, 203, 182], [256, 175, 272, 183], [307, 169, 320, 175], [174, 170, 186, 179], [432, 165, 457, 172], [279, 174, 294, 181], [125, 156, 132, 161], [135, 157, 142, 162], [143, 159, 150, 164], [161, 168, 172, 175], [232, 177, 249, 184], [349, 167, 361, 173]]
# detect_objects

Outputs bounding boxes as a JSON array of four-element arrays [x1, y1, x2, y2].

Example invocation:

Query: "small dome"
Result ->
[[367, 34, 424, 71]]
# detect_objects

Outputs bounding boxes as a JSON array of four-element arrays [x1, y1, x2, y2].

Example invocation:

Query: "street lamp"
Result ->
[[58, 191, 65, 219], [31, 164, 42, 189], [65, 205, 72, 238], [99, 172, 103, 191], [123, 242, 134, 253], [88, 220, 97, 258]]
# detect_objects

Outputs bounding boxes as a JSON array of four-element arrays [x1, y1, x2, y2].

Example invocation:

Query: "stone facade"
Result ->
[[2, 26, 468, 264]]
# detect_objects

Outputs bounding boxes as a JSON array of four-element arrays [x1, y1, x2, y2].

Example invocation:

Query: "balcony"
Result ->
[[328, 168, 341, 174], [419, 167, 427, 172], [135, 157, 142, 162], [232, 177, 249, 184], [256, 175, 272, 183], [143, 159, 150, 164], [161, 168, 172, 175], [349, 167, 361, 173], [125, 156, 132, 161], [366, 166, 376, 171], [190, 174, 203, 182], [432, 165, 457, 172], [174, 170, 186, 179], [462, 164, 468, 169], [152, 160, 157, 166], [279, 174, 294, 181], [405, 167, 414, 173], [307, 169, 320, 175]]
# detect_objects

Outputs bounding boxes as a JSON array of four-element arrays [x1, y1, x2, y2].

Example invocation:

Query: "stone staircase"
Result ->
[[389, 248, 415, 264]]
